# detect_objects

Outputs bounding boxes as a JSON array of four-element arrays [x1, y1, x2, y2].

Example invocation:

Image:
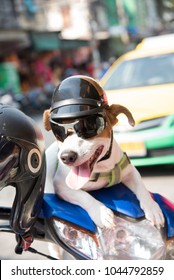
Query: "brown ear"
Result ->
[[107, 104, 135, 127], [43, 109, 52, 131]]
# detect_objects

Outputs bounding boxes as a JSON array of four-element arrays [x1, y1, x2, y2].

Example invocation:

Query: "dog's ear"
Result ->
[[107, 104, 135, 127], [43, 109, 52, 131]]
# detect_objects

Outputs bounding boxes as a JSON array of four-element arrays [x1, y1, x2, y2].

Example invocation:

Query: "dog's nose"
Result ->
[[60, 151, 78, 165]]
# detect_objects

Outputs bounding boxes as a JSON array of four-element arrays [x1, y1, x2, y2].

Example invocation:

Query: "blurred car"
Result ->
[[101, 34, 174, 166]]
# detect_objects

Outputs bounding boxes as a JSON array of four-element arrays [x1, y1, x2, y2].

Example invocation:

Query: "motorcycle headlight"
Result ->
[[52, 216, 166, 260]]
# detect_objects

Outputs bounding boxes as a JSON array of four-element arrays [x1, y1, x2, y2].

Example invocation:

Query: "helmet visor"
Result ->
[[51, 97, 103, 119], [0, 137, 20, 190], [50, 113, 106, 142]]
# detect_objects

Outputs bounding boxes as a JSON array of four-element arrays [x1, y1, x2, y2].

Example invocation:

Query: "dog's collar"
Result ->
[[98, 132, 113, 162], [90, 152, 130, 186]]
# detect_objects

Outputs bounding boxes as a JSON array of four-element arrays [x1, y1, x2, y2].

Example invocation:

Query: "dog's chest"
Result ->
[[81, 177, 109, 191]]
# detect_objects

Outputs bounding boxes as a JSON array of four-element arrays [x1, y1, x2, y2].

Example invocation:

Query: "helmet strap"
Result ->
[[98, 132, 113, 162]]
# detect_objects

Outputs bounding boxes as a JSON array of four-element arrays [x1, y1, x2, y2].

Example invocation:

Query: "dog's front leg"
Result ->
[[53, 178, 115, 228], [122, 164, 164, 228]]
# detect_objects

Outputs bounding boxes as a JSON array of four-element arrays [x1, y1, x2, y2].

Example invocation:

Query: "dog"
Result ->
[[44, 76, 164, 229]]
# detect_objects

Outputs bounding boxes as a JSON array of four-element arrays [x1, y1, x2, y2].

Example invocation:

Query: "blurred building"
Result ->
[[0, 0, 173, 54], [0, 0, 174, 88]]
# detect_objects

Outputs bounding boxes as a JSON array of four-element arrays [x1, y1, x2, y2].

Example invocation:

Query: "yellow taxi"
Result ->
[[101, 34, 174, 166]]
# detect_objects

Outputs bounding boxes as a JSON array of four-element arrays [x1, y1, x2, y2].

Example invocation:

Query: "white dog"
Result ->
[[44, 76, 164, 229]]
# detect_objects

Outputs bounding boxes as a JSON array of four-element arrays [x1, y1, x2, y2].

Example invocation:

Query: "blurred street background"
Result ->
[[0, 0, 174, 259], [1, 0, 174, 105]]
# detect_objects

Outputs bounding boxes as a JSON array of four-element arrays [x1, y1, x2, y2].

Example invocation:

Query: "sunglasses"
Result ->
[[50, 114, 106, 142]]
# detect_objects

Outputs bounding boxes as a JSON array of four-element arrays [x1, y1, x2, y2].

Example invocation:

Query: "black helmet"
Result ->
[[0, 104, 46, 251], [50, 75, 108, 120]]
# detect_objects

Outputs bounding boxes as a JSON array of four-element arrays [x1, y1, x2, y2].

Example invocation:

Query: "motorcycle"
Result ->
[[17, 83, 53, 116], [0, 183, 174, 260], [0, 89, 21, 109]]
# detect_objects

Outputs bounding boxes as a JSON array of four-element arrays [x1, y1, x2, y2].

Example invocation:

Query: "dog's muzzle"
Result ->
[[60, 150, 78, 165], [50, 113, 106, 142]]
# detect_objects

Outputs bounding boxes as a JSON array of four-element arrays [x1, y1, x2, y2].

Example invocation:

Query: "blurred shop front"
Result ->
[[0, 0, 98, 94], [0, 0, 174, 95]]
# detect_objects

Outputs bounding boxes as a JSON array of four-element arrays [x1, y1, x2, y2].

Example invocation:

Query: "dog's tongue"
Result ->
[[66, 162, 91, 190]]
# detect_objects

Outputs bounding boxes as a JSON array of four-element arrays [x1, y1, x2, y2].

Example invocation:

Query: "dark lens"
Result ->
[[50, 122, 66, 142], [0, 141, 18, 161], [0, 140, 20, 183], [95, 116, 105, 133], [74, 115, 105, 139]]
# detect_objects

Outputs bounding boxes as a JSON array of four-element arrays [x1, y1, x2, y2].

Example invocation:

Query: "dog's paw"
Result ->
[[141, 200, 164, 229], [89, 204, 115, 229]]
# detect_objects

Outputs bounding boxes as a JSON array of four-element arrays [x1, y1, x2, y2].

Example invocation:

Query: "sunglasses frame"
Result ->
[[50, 113, 106, 142]]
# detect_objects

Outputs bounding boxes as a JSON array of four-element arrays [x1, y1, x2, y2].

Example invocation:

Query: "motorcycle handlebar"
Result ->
[[0, 207, 46, 241]]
